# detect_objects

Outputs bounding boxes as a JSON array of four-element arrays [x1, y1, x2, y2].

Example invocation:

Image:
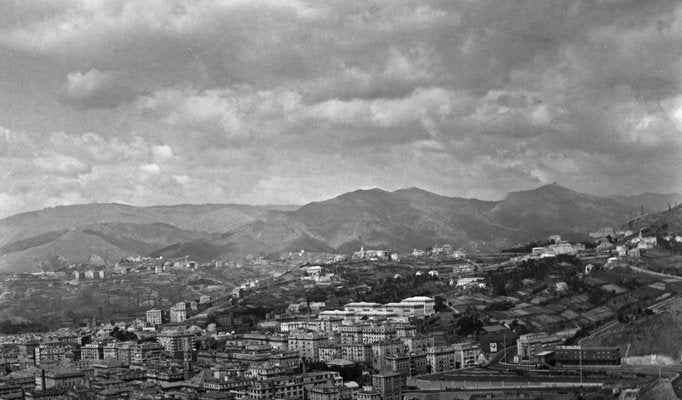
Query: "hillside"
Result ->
[[0, 230, 132, 272], [0, 203, 281, 247], [0, 184, 647, 271], [609, 192, 682, 213], [583, 298, 682, 361], [640, 379, 679, 400], [489, 183, 634, 240], [624, 203, 682, 236]]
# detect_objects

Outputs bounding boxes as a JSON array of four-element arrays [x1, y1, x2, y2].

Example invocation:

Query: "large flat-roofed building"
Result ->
[[239, 371, 342, 400], [156, 330, 195, 353], [399, 297, 435, 316], [400, 335, 434, 353], [318, 310, 356, 322], [549, 243, 574, 255], [342, 297, 435, 319], [146, 309, 163, 325], [338, 325, 364, 344], [344, 302, 382, 313], [517, 332, 564, 361], [269, 350, 300, 369], [319, 317, 343, 333], [319, 345, 341, 363], [131, 342, 165, 364], [426, 346, 458, 373], [385, 352, 428, 377], [553, 346, 621, 366], [454, 342, 481, 369], [103, 342, 133, 364], [35, 368, 86, 391], [382, 302, 424, 318], [371, 340, 406, 371], [426, 343, 480, 372], [81, 343, 104, 360], [287, 332, 329, 362], [231, 345, 271, 363], [362, 325, 397, 344], [395, 324, 416, 338], [169, 305, 187, 323], [355, 388, 381, 400], [371, 372, 402, 400], [34, 342, 74, 367], [341, 343, 372, 364], [308, 384, 353, 400]]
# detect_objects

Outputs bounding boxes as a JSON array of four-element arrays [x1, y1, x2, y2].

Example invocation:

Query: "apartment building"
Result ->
[[287, 332, 329, 362]]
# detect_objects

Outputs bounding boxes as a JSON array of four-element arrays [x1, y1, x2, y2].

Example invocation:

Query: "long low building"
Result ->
[[342, 297, 435, 318], [551, 346, 621, 366], [232, 371, 343, 400]]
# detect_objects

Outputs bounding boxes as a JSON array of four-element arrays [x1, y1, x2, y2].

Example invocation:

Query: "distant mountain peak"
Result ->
[[336, 187, 394, 200], [395, 186, 431, 194], [506, 182, 579, 198], [350, 187, 391, 194], [536, 182, 568, 190]]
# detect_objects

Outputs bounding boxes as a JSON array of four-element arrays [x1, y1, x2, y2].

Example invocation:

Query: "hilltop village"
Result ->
[[0, 224, 680, 399]]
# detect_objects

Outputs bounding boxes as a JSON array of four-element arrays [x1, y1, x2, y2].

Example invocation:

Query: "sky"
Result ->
[[0, 0, 681, 219]]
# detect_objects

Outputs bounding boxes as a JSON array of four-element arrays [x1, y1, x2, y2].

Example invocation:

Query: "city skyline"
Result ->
[[1, 1, 681, 219]]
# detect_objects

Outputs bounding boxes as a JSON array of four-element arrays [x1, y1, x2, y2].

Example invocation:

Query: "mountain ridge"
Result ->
[[0, 184, 675, 271]]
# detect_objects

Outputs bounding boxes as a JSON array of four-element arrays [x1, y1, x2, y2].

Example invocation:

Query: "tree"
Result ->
[[434, 296, 449, 312], [455, 315, 483, 337], [306, 287, 328, 303]]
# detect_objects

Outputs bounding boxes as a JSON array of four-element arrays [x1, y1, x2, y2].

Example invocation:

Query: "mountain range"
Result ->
[[0, 184, 679, 272]]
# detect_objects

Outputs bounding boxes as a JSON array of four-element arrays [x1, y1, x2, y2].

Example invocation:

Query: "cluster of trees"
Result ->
[[353, 273, 438, 303], [616, 305, 653, 323], [484, 300, 514, 312], [196, 337, 222, 351], [563, 326, 589, 345], [109, 326, 138, 342], [645, 262, 682, 276], [488, 258, 556, 296], [488, 254, 582, 297], [306, 287, 329, 302], [655, 233, 682, 255], [455, 314, 484, 337], [501, 241, 551, 253], [0, 320, 49, 334]]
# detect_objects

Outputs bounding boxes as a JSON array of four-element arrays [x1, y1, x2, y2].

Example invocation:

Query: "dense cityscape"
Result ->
[[2, 0, 682, 399], [0, 213, 680, 399]]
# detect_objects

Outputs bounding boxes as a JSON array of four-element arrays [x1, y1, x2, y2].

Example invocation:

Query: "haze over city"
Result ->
[[1, 0, 681, 219]]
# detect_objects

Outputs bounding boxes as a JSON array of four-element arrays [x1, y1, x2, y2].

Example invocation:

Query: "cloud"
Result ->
[[63, 69, 137, 108], [33, 153, 89, 174], [139, 163, 161, 174], [307, 87, 455, 130], [0, 0, 681, 218], [65, 69, 111, 98], [136, 86, 305, 145], [151, 144, 174, 160], [0, 127, 193, 218]]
